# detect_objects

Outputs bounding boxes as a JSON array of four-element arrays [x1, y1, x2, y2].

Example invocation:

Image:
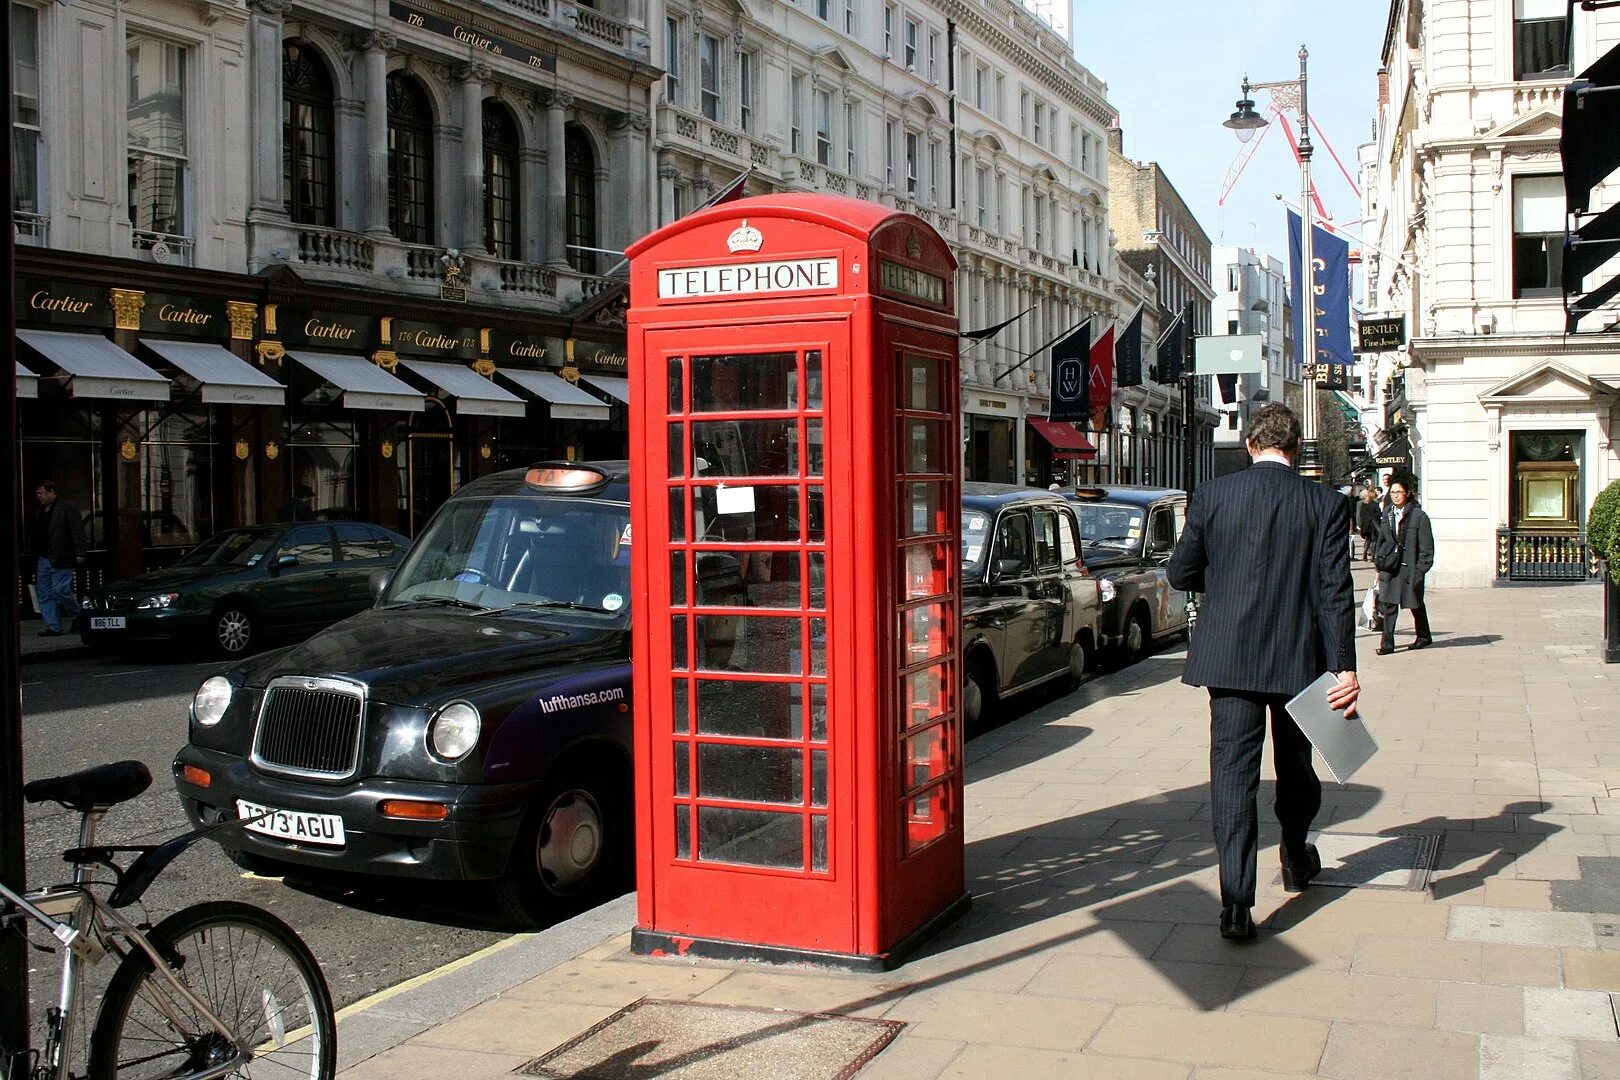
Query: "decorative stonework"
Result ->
[[353, 30, 396, 53], [473, 358, 496, 377], [256, 341, 286, 366], [371, 349, 399, 372], [226, 301, 258, 341], [109, 288, 145, 331], [248, 0, 295, 16], [455, 61, 492, 83]]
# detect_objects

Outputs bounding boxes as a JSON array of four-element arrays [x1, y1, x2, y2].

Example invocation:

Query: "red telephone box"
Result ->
[[624, 194, 966, 970]]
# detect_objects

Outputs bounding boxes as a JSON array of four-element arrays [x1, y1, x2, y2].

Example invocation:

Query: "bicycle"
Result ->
[[1, 761, 336, 1080]]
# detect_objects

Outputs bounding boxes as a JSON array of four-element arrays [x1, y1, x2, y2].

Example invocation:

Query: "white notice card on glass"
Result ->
[[1285, 673, 1379, 784], [715, 484, 756, 516]]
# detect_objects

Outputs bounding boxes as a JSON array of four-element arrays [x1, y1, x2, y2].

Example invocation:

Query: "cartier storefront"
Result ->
[[13, 252, 629, 593]]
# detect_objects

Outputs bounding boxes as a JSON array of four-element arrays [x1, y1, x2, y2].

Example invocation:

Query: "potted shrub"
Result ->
[[1590, 479, 1620, 663]]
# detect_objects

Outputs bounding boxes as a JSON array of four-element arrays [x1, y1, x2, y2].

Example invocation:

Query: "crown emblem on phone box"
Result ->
[[727, 220, 763, 254]]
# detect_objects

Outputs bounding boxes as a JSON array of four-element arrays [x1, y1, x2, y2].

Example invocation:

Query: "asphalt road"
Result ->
[[17, 646, 516, 1031]]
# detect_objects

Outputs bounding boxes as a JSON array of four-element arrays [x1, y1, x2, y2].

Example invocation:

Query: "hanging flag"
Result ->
[[709, 167, 753, 206], [1217, 373, 1239, 403], [1048, 319, 1092, 422], [1155, 308, 1186, 382], [1287, 209, 1354, 387], [962, 304, 1036, 341], [1089, 323, 1115, 433], [1114, 304, 1145, 388]]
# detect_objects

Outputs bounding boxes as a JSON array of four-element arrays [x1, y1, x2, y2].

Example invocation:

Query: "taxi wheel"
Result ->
[[214, 605, 256, 657], [964, 657, 997, 732], [1120, 608, 1151, 664], [496, 766, 628, 928], [1064, 635, 1091, 692]]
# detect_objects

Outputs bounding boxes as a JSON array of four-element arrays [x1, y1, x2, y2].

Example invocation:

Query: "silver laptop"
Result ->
[[1285, 672, 1378, 784]]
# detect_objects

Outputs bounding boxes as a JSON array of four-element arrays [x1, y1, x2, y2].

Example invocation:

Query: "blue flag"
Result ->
[[1288, 210, 1353, 387]]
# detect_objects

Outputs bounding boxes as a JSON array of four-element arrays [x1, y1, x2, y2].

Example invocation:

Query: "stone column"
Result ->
[[657, 157, 679, 227], [520, 144, 545, 264], [607, 112, 637, 255], [545, 91, 573, 267], [358, 31, 396, 236], [248, 0, 293, 217], [457, 64, 490, 254]]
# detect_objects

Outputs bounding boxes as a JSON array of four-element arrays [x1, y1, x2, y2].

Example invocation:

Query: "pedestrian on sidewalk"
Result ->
[[1356, 488, 1381, 562], [1166, 403, 1359, 942], [1374, 477, 1434, 654], [28, 479, 87, 636]]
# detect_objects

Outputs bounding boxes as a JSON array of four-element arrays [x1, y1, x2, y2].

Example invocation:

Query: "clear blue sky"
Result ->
[[1071, 0, 1388, 266]]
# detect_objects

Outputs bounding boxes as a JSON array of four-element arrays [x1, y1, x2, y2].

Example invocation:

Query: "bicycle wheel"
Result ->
[[88, 900, 336, 1080]]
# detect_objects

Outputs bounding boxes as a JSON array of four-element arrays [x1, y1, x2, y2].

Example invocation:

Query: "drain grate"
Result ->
[[1272, 831, 1441, 892], [518, 998, 904, 1080]]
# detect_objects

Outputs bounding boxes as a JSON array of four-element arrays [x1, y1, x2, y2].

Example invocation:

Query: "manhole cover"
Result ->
[[1271, 831, 1440, 892], [519, 998, 903, 1080]]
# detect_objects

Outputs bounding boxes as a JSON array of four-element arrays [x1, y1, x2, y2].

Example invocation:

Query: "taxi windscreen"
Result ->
[[1074, 503, 1145, 550], [381, 496, 631, 616]]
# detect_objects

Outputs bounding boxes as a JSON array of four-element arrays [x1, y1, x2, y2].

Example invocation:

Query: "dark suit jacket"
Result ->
[[1167, 460, 1357, 695]]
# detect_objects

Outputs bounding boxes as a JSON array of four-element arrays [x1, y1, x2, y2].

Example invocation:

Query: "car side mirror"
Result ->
[[272, 553, 299, 572], [369, 569, 392, 598], [995, 557, 1025, 579]]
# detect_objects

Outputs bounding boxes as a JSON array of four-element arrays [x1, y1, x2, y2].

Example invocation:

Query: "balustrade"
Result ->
[[1496, 528, 1597, 582], [296, 226, 375, 272]]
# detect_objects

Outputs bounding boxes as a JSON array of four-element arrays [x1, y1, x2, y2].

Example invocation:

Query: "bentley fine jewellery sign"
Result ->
[[1356, 316, 1407, 353]]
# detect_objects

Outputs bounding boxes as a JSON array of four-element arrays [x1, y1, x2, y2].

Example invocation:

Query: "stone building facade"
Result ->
[[12, 0, 655, 584], [1107, 126, 1218, 486], [650, 0, 1118, 484], [1363, 0, 1620, 587]]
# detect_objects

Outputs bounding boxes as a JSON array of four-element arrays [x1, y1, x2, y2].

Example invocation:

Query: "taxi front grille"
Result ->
[[251, 679, 365, 780]]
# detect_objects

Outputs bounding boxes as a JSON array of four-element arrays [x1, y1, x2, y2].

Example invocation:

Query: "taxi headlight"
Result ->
[[429, 702, 481, 761], [1099, 579, 1117, 603], [192, 676, 233, 727]]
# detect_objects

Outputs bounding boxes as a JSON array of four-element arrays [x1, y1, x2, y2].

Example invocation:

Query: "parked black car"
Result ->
[[1063, 485, 1190, 662], [960, 485, 1103, 727], [172, 462, 635, 927], [80, 521, 409, 657]]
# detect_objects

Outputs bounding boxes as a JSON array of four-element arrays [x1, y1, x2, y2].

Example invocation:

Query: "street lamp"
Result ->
[[1222, 47, 1323, 480]]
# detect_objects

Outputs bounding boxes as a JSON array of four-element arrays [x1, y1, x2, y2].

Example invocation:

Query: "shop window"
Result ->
[[117, 407, 214, 549], [482, 101, 520, 260], [1514, 0, 1570, 80], [127, 32, 189, 238], [1510, 430, 1582, 530], [564, 124, 598, 274], [288, 418, 358, 521], [12, 3, 43, 220], [386, 72, 435, 245], [1513, 174, 1565, 298], [282, 39, 335, 227]]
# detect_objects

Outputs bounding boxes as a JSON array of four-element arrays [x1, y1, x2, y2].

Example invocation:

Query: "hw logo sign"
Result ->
[[1056, 357, 1084, 403]]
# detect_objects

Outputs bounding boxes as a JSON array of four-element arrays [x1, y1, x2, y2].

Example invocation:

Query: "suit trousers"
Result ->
[[1378, 581, 1431, 649], [1208, 689, 1323, 908]]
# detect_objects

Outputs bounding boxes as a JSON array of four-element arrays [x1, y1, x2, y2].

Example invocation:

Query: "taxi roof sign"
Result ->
[[524, 463, 610, 492]]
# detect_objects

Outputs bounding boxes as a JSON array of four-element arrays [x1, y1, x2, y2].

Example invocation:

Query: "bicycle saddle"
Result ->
[[24, 761, 152, 811]]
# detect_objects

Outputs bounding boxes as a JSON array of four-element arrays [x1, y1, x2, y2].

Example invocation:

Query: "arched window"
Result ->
[[482, 102, 520, 260], [282, 40, 335, 226], [564, 124, 597, 273], [386, 73, 434, 244]]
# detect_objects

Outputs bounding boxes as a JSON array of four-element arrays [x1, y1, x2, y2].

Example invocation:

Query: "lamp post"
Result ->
[[1224, 46, 1322, 479]]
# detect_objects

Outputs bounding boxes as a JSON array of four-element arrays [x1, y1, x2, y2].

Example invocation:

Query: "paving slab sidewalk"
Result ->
[[334, 576, 1620, 1080]]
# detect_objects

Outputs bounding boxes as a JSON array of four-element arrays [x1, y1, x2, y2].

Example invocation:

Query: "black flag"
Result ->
[[962, 304, 1036, 341], [1049, 319, 1092, 422], [1155, 308, 1186, 382], [1115, 304, 1145, 388]]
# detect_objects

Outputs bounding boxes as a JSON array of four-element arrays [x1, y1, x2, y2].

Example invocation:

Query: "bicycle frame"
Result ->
[[0, 808, 251, 1080]]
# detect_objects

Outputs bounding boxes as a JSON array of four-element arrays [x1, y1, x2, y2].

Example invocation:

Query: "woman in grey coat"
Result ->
[[1375, 477, 1434, 654]]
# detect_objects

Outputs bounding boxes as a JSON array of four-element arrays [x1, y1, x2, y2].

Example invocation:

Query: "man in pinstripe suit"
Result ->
[[1167, 403, 1360, 941]]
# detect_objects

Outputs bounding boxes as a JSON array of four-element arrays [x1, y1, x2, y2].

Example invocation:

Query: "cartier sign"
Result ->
[[394, 321, 480, 359], [390, 2, 556, 72], [16, 278, 107, 328], [277, 309, 376, 349]]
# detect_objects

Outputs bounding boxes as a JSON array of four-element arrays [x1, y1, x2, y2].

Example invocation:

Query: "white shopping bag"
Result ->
[[1359, 585, 1376, 628]]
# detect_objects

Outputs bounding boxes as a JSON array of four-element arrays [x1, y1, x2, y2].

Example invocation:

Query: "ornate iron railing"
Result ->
[[1496, 528, 1599, 582]]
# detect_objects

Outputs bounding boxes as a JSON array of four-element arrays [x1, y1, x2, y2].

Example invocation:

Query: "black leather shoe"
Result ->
[[1219, 905, 1256, 941], [1281, 843, 1322, 893], [1375, 645, 1394, 655], [1409, 638, 1432, 650]]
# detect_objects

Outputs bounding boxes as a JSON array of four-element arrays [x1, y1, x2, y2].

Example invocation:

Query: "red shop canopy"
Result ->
[[1028, 417, 1097, 460]]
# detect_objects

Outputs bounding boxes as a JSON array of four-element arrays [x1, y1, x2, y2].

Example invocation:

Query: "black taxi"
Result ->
[[961, 485, 1103, 727], [1063, 485, 1190, 662], [173, 462, 634, 926]]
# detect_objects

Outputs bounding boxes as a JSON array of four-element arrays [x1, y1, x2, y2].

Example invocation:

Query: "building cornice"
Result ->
[[1411, 332, 1620, 358], [940, 0, 1112, 125]]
